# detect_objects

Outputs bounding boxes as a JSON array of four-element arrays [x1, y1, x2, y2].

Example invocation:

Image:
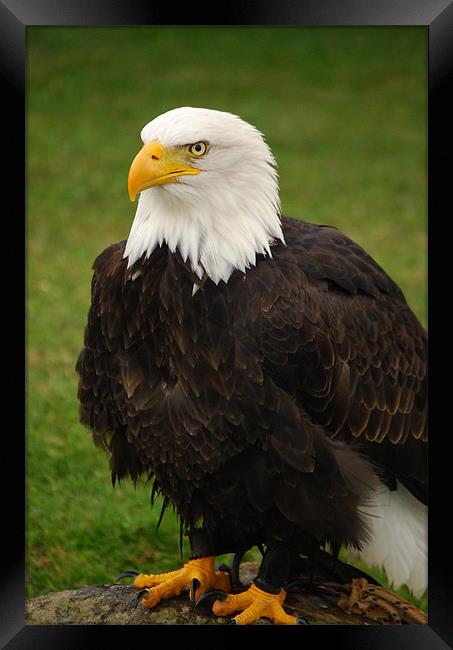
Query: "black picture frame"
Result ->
[[4, 0, 452, 647]]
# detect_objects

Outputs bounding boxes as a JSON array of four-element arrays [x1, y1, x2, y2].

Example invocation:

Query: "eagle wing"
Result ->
[[249, 216, 427, 497], [76, 241, 150, 483]]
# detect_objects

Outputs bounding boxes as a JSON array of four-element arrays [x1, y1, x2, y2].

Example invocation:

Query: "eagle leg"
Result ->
[[127, 556, 231, 609], [198, 539, 305, 624]]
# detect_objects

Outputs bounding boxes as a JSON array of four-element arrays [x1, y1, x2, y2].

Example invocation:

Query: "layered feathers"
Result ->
[[76, 216, 426, 560]]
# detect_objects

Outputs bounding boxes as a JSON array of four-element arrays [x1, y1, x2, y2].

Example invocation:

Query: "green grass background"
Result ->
[[27, 26, 427, 612]]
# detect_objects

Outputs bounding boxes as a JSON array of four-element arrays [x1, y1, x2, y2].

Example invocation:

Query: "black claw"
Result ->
[[296, 616, 310, 625], [116, 570, 139, 582], [195, 589, 229, 610], [190, 578, 201, 603], [134, 588, 149, 607], [218, 556, 245, 593]]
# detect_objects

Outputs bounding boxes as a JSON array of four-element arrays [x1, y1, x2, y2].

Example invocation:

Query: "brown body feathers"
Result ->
[[76, 216, 427, 554]]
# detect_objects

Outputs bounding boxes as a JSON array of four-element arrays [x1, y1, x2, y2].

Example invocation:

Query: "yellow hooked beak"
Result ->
[[127, 141, 200, 201]]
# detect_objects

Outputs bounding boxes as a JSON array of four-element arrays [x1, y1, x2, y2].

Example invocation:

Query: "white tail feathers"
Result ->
[[349, 480, 427, 599]]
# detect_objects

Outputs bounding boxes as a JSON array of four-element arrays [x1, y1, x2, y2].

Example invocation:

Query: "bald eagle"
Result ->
[[76, 107, 427, 625]]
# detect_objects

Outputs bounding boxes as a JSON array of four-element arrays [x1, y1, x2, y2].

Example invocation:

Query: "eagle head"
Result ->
[[124, 107, 284, 285]]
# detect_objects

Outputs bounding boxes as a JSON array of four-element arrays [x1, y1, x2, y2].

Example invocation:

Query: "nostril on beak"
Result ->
[[145, 141, 164, 161]]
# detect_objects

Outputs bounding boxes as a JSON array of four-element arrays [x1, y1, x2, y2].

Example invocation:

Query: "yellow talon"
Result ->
[[132, 556, 231, 608], [213, 583, 297, 625]]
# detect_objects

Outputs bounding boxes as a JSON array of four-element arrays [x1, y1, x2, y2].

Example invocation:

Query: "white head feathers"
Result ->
[[124, 107, 284, 285]]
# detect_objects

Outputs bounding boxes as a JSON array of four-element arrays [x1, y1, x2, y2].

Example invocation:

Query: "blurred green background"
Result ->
[[27, 26, 427, 610]]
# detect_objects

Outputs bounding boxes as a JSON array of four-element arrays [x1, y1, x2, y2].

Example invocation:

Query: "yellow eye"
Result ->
[[188, 141, 208, 157]]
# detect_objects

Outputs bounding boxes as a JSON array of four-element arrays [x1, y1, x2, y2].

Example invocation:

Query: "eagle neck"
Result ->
[[123, 184, 284, 286]]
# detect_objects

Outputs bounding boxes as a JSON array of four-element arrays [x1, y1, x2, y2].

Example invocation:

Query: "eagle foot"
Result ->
[[118, 556, 231, 609], [197, 582, 298, 625]]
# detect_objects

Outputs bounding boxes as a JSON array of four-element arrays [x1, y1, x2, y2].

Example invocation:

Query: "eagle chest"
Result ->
[[123, 269, 251, 483]]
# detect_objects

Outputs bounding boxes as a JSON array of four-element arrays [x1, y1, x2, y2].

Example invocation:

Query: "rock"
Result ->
[[24, 561, 413, 625], [26, 582, 220, 625]]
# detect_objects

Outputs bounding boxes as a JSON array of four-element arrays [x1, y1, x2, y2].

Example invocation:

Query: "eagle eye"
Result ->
[[188, 141, 208, 157]]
